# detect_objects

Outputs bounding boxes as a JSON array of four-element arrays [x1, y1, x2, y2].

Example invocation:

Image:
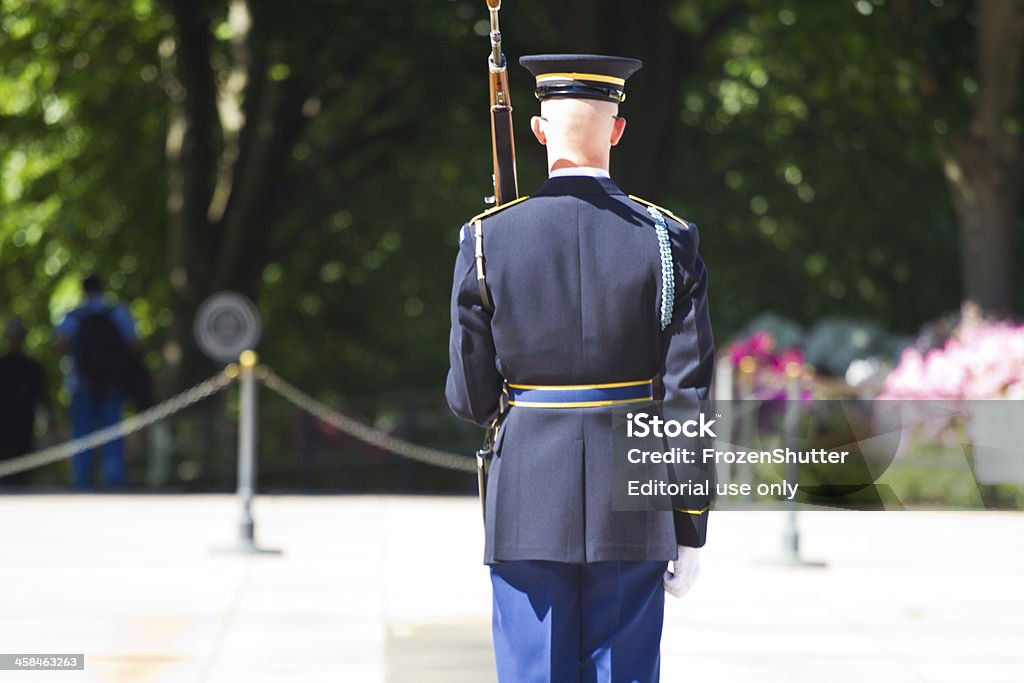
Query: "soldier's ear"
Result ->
[[610, 116, 627, 147], [531, 116, 547, 145]]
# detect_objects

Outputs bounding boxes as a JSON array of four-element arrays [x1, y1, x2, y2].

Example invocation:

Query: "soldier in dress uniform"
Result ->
[[446, 54, 715, 683]]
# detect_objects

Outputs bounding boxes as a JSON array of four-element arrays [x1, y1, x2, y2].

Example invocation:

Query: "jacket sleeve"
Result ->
[[444, 225, 503, 426], [660, 220, 715, 548]]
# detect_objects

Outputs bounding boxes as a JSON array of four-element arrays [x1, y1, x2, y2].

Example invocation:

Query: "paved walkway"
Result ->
[[0, 494, 1021, 682]]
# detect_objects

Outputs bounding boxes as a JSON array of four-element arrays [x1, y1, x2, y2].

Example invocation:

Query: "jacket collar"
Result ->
[[533, 175, 625, 197]]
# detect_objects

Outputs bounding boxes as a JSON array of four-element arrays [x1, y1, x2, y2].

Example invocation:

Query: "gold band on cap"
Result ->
[[535, 72, 626, 86]]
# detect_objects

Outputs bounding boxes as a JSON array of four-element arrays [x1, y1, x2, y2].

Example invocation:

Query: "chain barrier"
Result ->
[[258, 367, 476, 473], [0, 369, 236, 480], [0, 363, 476, 480]]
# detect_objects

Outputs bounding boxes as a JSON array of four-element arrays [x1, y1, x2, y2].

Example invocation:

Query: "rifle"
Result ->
[[476, 0, 518, 525], [486, 0, 519, 205]]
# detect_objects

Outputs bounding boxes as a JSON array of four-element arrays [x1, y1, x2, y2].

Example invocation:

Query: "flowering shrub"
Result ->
[[727, 330, 806, 400], [729, 330, 804, 374], [803, 317, 902, 378], [879, 309, 1024, 400], [733, 312, 903, 379], [875, 307, 1024, 458]]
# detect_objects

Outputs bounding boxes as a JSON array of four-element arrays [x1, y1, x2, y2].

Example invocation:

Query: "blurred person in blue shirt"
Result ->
[[54, 275, 139, 490]]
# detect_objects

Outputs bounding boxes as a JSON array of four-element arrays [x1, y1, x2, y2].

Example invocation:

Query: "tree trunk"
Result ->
[[941, 0, 1024, 314], [944, 150, 1017, 313], [163, 0, 218, 393], [161, 0, 313, 392], [592, 0, 683, 198], [554, 0, 744, 199]]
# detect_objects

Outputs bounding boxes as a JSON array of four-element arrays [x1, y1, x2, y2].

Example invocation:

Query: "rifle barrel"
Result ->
[[488, 4, 503, 69], [484, 0, 518, 205]]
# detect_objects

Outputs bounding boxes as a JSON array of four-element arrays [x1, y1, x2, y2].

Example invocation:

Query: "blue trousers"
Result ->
[[70, 390, 125, 490], [490, 560, 666, 683]]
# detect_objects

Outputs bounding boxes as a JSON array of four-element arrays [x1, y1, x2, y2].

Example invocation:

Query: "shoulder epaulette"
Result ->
[[627, 195, 690, 227], [467, 195, 531, 225]]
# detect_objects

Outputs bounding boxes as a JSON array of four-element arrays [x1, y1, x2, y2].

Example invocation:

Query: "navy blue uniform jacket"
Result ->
[[446, 175, 714, 564]]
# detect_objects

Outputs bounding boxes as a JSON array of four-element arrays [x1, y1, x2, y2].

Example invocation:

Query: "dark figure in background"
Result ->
[[0, 318, 49, 487], [54, 275, 139, 490]]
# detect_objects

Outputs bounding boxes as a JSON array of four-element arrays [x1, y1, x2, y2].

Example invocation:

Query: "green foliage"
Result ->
[[670, 0, 969, 336], [0, 0, 1018, 418], [1, 0, 170, 402]]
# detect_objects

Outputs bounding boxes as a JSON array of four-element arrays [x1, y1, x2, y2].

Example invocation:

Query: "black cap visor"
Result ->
[[535, 81, 626, 103]]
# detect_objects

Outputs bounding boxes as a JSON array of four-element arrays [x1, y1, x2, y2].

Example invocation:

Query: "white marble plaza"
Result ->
[[0, 494, 1020, 682]]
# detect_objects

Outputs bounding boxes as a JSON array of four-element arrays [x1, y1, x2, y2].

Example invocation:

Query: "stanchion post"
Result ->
[[714, 356, 734, 486], [214, 350, 281, 556], [238, 349, 258, 547], [773, 363, 824, 568], [782, 364, 802, 561], [737, 356, 756, 497]]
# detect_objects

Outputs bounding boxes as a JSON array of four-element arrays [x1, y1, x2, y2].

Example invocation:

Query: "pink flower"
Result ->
[[728, 330, 808, 400], [880, 316, 1024, 400], [770, 348, 805, 373], [728, 330, 776, 366]]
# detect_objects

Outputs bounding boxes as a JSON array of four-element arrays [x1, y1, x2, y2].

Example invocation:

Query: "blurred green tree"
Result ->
[[1, 0, 489, 400], [1, 0, 1019, 414]]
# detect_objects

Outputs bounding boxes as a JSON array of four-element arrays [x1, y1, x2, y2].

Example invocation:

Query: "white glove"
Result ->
[[663, 545, 701, 599]]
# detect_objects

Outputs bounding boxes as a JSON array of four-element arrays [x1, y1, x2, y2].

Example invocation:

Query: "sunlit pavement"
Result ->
[[0, 494, 1021, 682]]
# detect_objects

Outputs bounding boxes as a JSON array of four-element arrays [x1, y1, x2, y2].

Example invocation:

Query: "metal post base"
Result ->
[[210, 521, 283, 555], [756, 552, 827, 568], [756, 532, 826, 568], [211, 541, 283, 556]]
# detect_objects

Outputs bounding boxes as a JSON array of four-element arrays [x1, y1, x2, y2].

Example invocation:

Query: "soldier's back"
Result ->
[[463, 174, 700, 563], [480, 175, 673, 387]]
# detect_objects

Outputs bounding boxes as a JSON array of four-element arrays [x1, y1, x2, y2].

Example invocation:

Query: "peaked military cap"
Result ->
[[519, 54, 643, 103]]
